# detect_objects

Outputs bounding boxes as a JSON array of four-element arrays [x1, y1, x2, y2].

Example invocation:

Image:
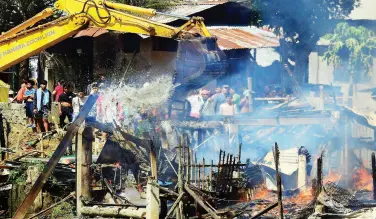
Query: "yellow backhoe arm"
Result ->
[[0, 15, 88, 72], [0, 0, 226, 90]]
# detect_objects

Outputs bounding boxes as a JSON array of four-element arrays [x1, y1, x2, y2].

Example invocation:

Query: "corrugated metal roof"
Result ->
[[151, 1, 228, 24], [74, 28, 109, 38], [207, 26, 280, 50]]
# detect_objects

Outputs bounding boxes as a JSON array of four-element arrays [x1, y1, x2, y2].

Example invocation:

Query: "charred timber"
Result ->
[[372, 152, 376, 200], [250, 202, 278, 219], [13, 94, 99, 219], [184, 183, 220, 219]]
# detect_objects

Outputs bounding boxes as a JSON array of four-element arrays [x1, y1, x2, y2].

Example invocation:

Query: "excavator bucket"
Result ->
[[175, 37, 227, 90]]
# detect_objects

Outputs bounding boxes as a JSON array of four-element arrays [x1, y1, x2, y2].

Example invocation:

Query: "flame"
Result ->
[[353, 166, 373, 191], [288, 189, 314, 205], [253, 187, 269, 199], [324, 171, 342, 184]]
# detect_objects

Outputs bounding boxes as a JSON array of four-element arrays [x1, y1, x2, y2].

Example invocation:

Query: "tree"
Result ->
[[113, 0, 172, 10], [323, 22, 376, 83], [247, 0, 360, 84]]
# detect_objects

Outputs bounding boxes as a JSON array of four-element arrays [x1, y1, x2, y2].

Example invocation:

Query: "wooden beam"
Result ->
[[372, 152, 376, 200], [273, 143, 283, 219], [13, 94, 98, 219], [165, 192, 184, 219], [81, 206, 146, 218], [184, 184, 220, 219], [76, 126, 94, 216]]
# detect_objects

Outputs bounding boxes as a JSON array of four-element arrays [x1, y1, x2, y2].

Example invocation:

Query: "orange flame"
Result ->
[[288, 189, 314, 205], [253, 187, 269, 199], [324, 171, 342, 184], [353, 167, 373, 191]]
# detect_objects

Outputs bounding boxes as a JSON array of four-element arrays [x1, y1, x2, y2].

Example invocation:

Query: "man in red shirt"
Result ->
[[53, 80, 64, 102]]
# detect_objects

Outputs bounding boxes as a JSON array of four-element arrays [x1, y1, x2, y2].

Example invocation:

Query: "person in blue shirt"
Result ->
[[23, 80, 36, 128], [33, 80, 51, 132]]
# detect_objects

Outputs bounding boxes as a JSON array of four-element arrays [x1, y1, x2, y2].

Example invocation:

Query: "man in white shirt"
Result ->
[[187, 90, 204, 119], [219, 96, 235, 116], [72, 91, 87, 121]]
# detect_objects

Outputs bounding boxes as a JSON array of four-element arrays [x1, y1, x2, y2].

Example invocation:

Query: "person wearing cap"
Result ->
[[212, 85, 229, 114], [33, 80, 51, 132]]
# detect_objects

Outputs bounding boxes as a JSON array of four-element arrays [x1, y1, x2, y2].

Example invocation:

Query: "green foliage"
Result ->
[[112, 0, 173, 10], [0, 0, 55, 33], [51, 201, 74, 219], [246, 0, 360, 81], [323, 22, 376, 78], [7, 161, 44, 185]]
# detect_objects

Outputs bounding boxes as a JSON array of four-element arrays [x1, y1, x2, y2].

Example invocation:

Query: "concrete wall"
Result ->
[[0, 103, 27, 125]]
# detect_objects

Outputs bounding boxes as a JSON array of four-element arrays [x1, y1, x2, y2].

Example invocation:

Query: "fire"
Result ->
[[353, 166, 373, 191], [288, 189, 314, 205], [253, 187, 269, 199], [324, 171, 342, 184]]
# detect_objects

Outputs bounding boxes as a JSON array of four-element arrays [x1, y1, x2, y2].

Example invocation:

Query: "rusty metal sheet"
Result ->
[[74, 27, 108, 38], [208, 26, 280, 50]]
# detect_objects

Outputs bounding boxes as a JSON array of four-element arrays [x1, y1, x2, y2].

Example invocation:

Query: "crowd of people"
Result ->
[[12, 78, 88, 133], [186, 84, 251, 119]]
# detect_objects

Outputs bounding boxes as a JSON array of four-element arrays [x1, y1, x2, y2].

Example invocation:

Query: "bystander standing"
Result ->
[[12, 78, 28, 103], [212, 85, 229, 114], [200, 89, 213, 116], [53, 80, 64, 102], [239, 90, 250, 113], [187, 90, 204, 119], [72, 91, 87, 121], [230, 87, 240, 113], [219, 96, 235, 116], [24, 80, 36, 128], [58, 83, 75, 128], [33, 80, 51, 133]]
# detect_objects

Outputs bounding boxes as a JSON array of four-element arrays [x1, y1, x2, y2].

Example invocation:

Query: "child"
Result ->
[[23, 80, 36, 128]]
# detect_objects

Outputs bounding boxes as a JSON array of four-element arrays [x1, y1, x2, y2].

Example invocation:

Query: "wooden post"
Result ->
[[183, 137, 186, 181], [238, 143, 242, 165], [177, 137, 184, 219], [195, 153, 198, 187], [146, 177, 160, 219], [372, 153, 376, 200], [165, 192, 185, 219], [187, 145, 191, 182], [273, 143, 283, 219], [13, 95, 99, 219], [150, 141, 157, 179], [76, 126, 94, 217], [202, 158, 206, 190], [184, 184, 220, 219], [316, 154, 323, 197], [247, 77, 253, 112], [190, 149, 194, 183], [210, 160, 213, 191], [0, 114, 5, 161], [198, 162, 201, 190], [216, 150, 222, 193]]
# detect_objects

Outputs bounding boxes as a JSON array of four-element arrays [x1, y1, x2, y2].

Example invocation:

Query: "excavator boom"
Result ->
[[0, 0, 227, 88]]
